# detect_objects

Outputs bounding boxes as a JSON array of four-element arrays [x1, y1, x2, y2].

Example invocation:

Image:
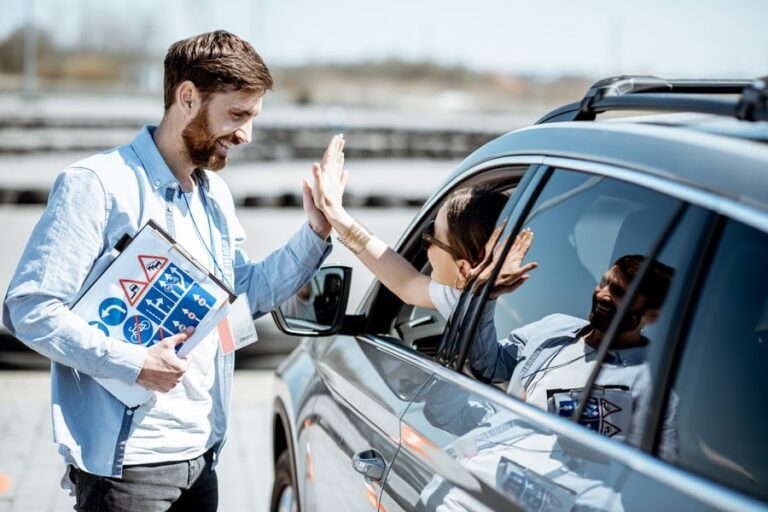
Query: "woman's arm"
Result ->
[[310, 135, 434, 309]]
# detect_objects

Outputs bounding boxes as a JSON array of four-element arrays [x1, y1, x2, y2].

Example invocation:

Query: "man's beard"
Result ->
[[181, 107, 235, 171], [589, 298, 643, 333]]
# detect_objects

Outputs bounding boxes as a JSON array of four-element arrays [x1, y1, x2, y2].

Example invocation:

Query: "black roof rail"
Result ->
[[535, 75, 768, 124]]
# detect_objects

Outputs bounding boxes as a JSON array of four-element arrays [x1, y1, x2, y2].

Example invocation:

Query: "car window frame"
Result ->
[[449, 161, 701, 441], [356, 159, 540, 358], [435, 163, 550, 369]]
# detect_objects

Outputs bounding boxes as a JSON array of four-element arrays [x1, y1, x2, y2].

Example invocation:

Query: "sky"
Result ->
[[2, 0, 767, 79]]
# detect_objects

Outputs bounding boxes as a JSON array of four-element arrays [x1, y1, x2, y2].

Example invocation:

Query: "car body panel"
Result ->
[[300, 334, 434, 511], [271, 106, 768, 511]]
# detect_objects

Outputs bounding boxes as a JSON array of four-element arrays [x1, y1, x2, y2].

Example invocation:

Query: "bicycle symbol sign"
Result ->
[[123, 314, 154, 345]]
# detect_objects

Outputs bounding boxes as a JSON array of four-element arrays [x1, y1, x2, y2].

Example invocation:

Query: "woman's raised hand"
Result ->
[[468, 227, 538, 299], [309, 134, 348, 216]]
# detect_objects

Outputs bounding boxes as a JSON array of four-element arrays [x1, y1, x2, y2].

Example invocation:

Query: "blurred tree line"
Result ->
[[0, 23, 590, 111], [0, 21, 158, 91]]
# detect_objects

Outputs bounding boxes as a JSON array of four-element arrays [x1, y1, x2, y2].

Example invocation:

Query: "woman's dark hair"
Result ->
[[443, 186, 509, 264]]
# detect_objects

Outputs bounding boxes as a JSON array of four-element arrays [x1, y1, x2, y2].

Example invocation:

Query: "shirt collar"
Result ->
[[573, 322, 648, 366], [131, 125, 210, 192]]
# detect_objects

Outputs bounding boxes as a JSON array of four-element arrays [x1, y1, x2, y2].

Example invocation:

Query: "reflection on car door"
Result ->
[[381, 372, 632, 511], [305, 334, 433, 511]]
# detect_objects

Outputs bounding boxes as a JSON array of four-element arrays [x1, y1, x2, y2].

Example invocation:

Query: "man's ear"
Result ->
[[176, 81, 198, 116]]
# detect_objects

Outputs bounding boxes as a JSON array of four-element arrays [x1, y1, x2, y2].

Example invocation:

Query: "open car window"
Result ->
[[375, 165, 531, 356]]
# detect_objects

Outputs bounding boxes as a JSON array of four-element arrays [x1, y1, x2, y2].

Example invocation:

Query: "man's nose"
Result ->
[[236, 121, 252, 144], [595, 285, 612, 302]]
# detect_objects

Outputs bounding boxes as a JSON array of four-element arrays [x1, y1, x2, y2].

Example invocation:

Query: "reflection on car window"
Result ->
[[665, 220, 768, 503], [467, 169, 688, 445]]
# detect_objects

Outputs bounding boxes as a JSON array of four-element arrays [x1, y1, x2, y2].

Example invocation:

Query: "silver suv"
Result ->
[[268, 76, 768, 511]]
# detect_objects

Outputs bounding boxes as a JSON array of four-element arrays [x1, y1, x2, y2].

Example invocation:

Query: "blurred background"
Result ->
[[1, 0, 767, 368]]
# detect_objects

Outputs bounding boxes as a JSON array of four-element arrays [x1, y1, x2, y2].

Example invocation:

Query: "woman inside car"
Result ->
[[307, 134, 538, 320]]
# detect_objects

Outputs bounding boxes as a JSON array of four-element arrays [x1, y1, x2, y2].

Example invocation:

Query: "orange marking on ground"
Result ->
[[0, 472, 13, 495]]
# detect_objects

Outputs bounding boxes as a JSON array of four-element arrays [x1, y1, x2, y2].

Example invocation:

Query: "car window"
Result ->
[[492, 170, 682, 335], [381, 169, 526, 356], [572, 205, 709, 446], [661, 219, 768, 503], [465, 168, 687, 440]]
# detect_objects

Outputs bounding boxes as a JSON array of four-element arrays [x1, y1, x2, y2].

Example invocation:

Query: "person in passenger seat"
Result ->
[[306, 137, 538, 317], [473, 255, 674, 441]]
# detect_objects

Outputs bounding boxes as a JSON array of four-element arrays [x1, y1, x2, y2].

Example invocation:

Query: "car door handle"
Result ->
[[352, 449, 386, 481]]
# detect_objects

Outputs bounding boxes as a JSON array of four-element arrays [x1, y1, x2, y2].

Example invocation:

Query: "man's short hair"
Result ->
[[163, 30, 273, 110], [613, 254, 675, 310]]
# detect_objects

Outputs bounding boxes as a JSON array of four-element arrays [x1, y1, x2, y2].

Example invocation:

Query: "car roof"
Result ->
[[451, 114, 768, 214], [621, 112, 768, 143]]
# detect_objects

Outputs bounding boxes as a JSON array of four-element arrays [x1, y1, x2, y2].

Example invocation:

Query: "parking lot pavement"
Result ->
[[0, 370, 275, 512]]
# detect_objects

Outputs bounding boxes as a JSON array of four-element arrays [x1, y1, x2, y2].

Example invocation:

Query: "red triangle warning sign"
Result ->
[[138, 255, 169, 283], [120, 279, 149, 306]]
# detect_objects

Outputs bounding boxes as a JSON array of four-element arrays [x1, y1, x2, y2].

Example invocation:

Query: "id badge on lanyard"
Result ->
[[217, 294, 258, 354]]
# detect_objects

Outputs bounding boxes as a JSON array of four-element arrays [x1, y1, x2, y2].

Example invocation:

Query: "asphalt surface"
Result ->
[[0, 370, 277, 512]]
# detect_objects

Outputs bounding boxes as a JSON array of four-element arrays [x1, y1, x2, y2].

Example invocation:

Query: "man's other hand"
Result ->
[[137, 328, 193, 392]]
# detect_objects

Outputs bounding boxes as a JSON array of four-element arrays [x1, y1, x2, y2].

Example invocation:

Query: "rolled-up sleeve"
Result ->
[[2, 168, 146, 383], [234, 222, 332, 317]]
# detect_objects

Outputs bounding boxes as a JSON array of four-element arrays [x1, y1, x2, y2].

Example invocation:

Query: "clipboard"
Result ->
[[72, 220, 237, 407]]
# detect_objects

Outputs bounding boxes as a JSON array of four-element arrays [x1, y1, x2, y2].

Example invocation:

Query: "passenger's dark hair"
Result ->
[[163, 30, 273, 110], [612, 254, 675, 310], [443, 186, 509, 264]]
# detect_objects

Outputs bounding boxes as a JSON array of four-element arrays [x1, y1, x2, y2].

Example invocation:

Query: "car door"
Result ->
[[304, 333, 434, 512], [304, 163, 533, 511], [379, 164, 713, 511]]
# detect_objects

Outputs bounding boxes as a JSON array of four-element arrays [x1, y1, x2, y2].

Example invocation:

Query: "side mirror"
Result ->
[[272, 265, 352, 337]]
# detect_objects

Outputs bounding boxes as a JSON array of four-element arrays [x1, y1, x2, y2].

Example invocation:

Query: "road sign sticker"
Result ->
[[139, 255, 169, 282], [120, 279, 148, 306], [123, 314, 154, 345], [99, 297, 128, 326], [89, 321, 110, 336]]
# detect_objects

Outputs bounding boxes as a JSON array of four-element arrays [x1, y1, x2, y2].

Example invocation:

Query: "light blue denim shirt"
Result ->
[[2, 126, 331, 477]]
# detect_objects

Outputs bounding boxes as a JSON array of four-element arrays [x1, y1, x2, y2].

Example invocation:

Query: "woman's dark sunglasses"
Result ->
[[421, 220, 462, 260]]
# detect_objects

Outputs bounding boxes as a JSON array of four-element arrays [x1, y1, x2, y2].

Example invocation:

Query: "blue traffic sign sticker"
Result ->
[[123, 314, 155, 345], [157, 264, 192, 299], [136, 286, 176, 325], [89, 321, 110, 336], [162, 284, 215, 335], [98, 297, 128, 326]]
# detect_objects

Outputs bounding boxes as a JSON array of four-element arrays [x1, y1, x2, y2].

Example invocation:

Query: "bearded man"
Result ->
[[3, 30, 338, 511], [469, 254, 673, 440]]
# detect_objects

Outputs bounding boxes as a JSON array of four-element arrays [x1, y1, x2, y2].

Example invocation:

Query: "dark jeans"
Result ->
[[69, 449, 218, 512]]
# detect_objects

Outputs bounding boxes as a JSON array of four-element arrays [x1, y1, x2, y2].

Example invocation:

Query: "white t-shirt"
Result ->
[[428, 280, 461, 320], [519, 338, 597, 410], [124, 185, 221, 465]]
